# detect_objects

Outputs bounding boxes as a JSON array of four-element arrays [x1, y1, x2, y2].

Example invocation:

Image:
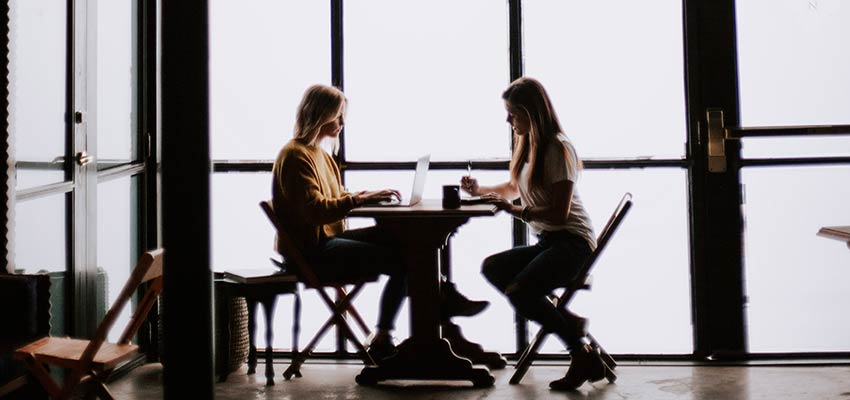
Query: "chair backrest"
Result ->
[[567, 193, 632, 294], [78, 249, 164, 367], [259, 201, 324, 287]]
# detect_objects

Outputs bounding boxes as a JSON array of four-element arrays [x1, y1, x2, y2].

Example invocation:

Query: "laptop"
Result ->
[[375, 154, 430, 207]]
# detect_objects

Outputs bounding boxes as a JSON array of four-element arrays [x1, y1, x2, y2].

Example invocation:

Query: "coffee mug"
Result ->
[[442, 185, 461, 209]]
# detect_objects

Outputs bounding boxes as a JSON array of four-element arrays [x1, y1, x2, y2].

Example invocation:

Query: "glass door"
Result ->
[[733, 1, 850, 354], [10, 0, 81, 336], [685, 0, 850, 356], [10, 0, 148, 340]]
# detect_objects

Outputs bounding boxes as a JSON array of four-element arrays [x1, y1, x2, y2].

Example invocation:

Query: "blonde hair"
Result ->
[[503, 77, 576, 201], [293, 84, 347, 153]]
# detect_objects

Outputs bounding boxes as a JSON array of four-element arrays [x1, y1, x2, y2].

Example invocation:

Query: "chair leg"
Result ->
[[335, 286, 371, 337], [587, 332, 617, 383], [93, 380, 116, 400], [262, 296, 278, 386], [510, 327, 549, 385], [246, 298, 259, 375], [514, 329, 538, 368], [324, 285, 374, 366], [21, 356, 62, 398], [283, 315, 335, 380], [587, 332, 616, 369], [291, 290, 302, 378], [283, 284, 376, 380], [0, 375, 27, 397]]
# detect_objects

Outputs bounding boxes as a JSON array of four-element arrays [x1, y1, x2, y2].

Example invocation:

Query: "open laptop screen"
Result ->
[[375, 154, 430, 207]]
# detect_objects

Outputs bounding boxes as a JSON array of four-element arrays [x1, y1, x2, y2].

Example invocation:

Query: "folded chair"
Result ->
[[259, 201, 377, 380], [510, 193, 633, 385], [13, 248, 164, 400]]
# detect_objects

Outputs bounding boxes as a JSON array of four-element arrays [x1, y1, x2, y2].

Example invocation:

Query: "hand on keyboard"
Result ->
[[353, 189, 402, 206], [378, 197, 402, 206]]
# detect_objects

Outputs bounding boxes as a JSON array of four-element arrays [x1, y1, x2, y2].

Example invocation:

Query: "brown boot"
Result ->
[[549, 344, 605, 391]]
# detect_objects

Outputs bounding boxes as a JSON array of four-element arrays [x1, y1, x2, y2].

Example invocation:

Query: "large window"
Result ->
[[736, 0, 850, 353], [210, 1, 692, 356], [736, 0, 850, 128], [344, 0, 509, 162], [742, 166, 850, 352], [9, 0, 67, 190], [210, 0, 330, 161], [524, 0, 686, 160], [208, 1, 849, 358], [97, 0, 138, 167], [9, 0, 152, 340], [736, 0, 850, 159], [209, 0, 333, 351], [97, 175, 141, 341], [524, 0, 690, 354]]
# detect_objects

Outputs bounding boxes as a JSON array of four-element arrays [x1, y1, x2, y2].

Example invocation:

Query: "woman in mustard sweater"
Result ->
[[272, 84, 486, 361]]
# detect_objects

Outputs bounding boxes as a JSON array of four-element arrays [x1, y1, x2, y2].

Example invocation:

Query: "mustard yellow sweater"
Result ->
[[271, 140, 357, 254]]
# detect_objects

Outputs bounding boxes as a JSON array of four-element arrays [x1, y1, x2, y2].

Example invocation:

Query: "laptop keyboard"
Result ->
[[377, 198, 401, 206]]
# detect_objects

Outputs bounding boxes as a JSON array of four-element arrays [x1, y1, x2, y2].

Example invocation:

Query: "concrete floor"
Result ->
[[108, 360, 850, 399]]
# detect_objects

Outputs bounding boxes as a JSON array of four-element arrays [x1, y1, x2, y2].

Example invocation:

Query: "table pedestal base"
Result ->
[[355, 338, 495, 387], [442, 322, 508, 370]]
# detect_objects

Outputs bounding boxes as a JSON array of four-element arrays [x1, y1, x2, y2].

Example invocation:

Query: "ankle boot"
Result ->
[[441, 281, 489, 318], [549, 344, 605, 391], [366, 333, 397, 364]]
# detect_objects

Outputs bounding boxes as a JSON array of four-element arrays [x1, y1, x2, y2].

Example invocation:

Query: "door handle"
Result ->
[[706, 108, 728, 173], [76, 151, 93, 166]]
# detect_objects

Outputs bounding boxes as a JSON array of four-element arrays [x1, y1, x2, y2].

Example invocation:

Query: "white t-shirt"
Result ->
[[516, 134, 596, 250]]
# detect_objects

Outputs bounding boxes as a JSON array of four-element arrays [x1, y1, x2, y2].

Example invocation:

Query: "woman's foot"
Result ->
[[441, 281, 489, 318], [366, 332, 397, 364], [549, 344, 606, 391]]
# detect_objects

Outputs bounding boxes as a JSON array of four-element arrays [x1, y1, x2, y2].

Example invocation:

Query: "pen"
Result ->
[[467, 160, 472, 177]]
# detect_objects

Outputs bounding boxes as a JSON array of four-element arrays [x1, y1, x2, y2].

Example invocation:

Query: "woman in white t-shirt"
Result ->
[[461, 77, 603, 391]]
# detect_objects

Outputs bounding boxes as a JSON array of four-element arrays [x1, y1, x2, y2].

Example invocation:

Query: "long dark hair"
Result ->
[[502, 77, 573, 199]]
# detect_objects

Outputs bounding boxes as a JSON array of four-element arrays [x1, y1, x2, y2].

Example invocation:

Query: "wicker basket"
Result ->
[[214, 294, 249, 374]]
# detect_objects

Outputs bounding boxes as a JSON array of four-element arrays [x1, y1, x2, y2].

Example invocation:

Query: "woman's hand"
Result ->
[[353, 189, 401, 205], [480, 192, 513, 211], [460, 176, 479, 196]]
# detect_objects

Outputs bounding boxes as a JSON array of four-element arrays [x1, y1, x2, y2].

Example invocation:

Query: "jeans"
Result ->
[[305, 226, 407, 331], [481, 230, 592, 351]]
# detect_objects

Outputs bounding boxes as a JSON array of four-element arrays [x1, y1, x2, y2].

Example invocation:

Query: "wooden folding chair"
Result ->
[[12, 248, 164, 399], [510, 193, 633, 385], [259, 201, 377, 380]]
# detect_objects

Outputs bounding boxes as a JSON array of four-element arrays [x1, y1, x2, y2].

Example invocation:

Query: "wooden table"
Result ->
[[818, 226, 850, 250], [349, 200, 499, 387]]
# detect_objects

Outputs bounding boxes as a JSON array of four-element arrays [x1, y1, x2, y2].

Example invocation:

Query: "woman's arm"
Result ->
[[461, 176, 519, 200], [484, 179, 572, 225], [522, 179, 572, 225], [279, 155, 355, 225]]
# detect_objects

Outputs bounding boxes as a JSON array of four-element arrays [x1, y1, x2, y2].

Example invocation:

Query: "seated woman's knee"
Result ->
[[481, 254, 502, 284]]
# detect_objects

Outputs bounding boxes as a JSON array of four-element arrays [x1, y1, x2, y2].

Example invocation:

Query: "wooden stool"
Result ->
[[216, 276, 300, 386]]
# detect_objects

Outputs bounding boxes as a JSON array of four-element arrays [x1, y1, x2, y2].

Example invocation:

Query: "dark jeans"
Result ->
[[305, 226, 407, 331], [481, 230, 592, 351]]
